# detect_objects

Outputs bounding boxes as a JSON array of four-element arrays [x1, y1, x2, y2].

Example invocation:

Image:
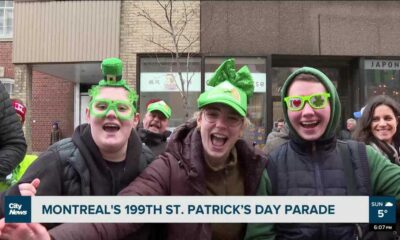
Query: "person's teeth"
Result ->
[[302, 121, 317, 126], [213, 133, 226, 138]]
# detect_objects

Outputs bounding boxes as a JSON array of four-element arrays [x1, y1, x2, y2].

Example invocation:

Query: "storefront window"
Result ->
[[139, 57, 201, 129], [364, 59, 400, 102], [205, 57, 267, 145]]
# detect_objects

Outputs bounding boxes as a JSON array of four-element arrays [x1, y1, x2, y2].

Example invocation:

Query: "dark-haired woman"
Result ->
[[353, 95, 400, 165]]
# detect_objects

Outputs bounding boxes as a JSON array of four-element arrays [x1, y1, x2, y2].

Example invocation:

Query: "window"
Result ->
[[139, 56, 268, 145], [0, 0, 13, 38], [1, 78, 14, 95], [364, 59, 400, 102], [139, 56, 202, 129]]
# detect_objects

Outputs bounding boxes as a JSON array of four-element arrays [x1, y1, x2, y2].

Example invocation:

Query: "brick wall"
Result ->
[[120, 1, 200, 87], [0, 41, 13, 78], [31, 71, 74, 152]]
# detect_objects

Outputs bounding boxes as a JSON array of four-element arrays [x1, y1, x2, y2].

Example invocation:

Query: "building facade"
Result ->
[[3, 0, 400, 151]]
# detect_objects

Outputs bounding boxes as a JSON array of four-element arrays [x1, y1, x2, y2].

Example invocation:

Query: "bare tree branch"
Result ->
[[134, 3, 173, 35], [134, 0, 200, 119], [146, 38, 175, 53]]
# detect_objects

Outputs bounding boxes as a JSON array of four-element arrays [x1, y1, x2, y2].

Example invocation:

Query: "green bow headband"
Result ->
[[197, 58, 254, 117], [207, 58, 254, 97], [88, 58, 138, 115]]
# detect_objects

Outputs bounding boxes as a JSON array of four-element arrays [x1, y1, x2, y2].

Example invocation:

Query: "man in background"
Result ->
[[263, 118, 289, 155], [138, 99, 172, 157], [337, 118, 356, 140]]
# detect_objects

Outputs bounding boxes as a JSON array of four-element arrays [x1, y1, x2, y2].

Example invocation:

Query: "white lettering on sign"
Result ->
[[365, 60, 400, 70], [140, 72, 201, 92]]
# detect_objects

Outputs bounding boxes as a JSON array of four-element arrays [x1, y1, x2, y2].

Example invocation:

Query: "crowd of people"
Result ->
[[0, 57, 399, 239]]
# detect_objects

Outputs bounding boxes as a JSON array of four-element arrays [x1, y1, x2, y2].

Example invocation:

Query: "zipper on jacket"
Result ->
[[312, 142, 327, 239], [312, 142, 323, 195]]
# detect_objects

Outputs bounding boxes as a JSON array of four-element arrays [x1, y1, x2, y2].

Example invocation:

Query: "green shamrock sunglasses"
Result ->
[[284, 92, 331, 111], [89, 98, 135, 121]]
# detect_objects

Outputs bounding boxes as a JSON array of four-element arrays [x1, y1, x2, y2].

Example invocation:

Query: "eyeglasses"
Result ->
[[284, 92, 330, 111], [203, 108, 244, 127], [148, 111, 167, 121], [89, 98, 135, 121]]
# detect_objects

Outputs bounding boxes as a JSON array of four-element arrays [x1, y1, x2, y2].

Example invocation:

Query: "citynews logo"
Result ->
[[5, 196, 31, 223]]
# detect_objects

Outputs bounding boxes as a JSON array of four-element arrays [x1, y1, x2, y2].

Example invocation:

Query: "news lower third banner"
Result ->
[[4, 196, 396, 224]]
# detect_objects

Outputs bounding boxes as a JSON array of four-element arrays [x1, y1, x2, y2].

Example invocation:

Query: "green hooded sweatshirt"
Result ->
[[244, 67, 400, 240], [280, 66, 341, 142]]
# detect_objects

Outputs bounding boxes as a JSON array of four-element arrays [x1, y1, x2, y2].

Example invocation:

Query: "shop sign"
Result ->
[[365, 60, 400, 70], [140, 72, 201, 92], [0, 67, 4, 77], [141, 72, 267, 93]]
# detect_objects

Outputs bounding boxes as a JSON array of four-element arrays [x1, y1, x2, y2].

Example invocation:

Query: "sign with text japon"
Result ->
[[365, 60, 400, 70]]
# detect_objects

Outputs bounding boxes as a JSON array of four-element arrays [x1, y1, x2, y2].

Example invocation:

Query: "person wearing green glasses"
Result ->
[[247, 67, 400, 240], [0, 58, 155, 239], [0, 59, 272, 240]]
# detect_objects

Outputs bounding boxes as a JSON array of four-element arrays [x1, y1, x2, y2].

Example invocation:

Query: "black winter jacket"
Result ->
[[0, 124, 154, 217], [138, 128, 171, 157], [0, 82, 26, 179], [268, 138, 370, 240]]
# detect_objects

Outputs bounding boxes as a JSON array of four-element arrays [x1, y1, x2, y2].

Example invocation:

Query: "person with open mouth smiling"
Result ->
[[0, 59, 272, 240], [138, 99, 172, 157], [0, 58, 155, 240], [247, 67, 400, 240], [353, 95, 400, 165]]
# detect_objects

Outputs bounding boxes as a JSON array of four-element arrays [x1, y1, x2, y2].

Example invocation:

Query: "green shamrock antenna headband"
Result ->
[[197, 58, 254, 117], [88, 58, 138, 119]]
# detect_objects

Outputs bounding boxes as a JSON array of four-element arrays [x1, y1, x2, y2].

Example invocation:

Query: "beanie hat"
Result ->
[[12, 100, 27, 123]]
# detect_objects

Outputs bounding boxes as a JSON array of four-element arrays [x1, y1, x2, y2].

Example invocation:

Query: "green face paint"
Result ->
[[89, 98, 135, 121]]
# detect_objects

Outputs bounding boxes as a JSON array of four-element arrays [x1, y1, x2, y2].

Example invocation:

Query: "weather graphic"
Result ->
[[385, 202, 394, 207], [369, 196, 396, 231]]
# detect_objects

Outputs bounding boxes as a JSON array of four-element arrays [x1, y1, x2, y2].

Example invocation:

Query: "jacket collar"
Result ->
[[289, 133, 337, 155], [138, 128, 171, 146], [168, 120, 267, 195], [72, 124, 143, 195]]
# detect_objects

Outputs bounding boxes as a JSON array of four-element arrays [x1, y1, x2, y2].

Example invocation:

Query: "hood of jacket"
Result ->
[[71, 123, 144, 195], [280, 67, 341, 143]]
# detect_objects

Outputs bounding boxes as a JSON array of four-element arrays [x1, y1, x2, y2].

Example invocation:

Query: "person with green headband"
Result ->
[[0, 59, 273, 240], [0, 58, 155, 239], [138, 99, 172, 157], [247, 67, 400, 239]]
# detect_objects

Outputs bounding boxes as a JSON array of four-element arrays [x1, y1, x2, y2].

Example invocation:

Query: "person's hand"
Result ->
[[0, 218, 50, 240], [18, 178, 40, 196]]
